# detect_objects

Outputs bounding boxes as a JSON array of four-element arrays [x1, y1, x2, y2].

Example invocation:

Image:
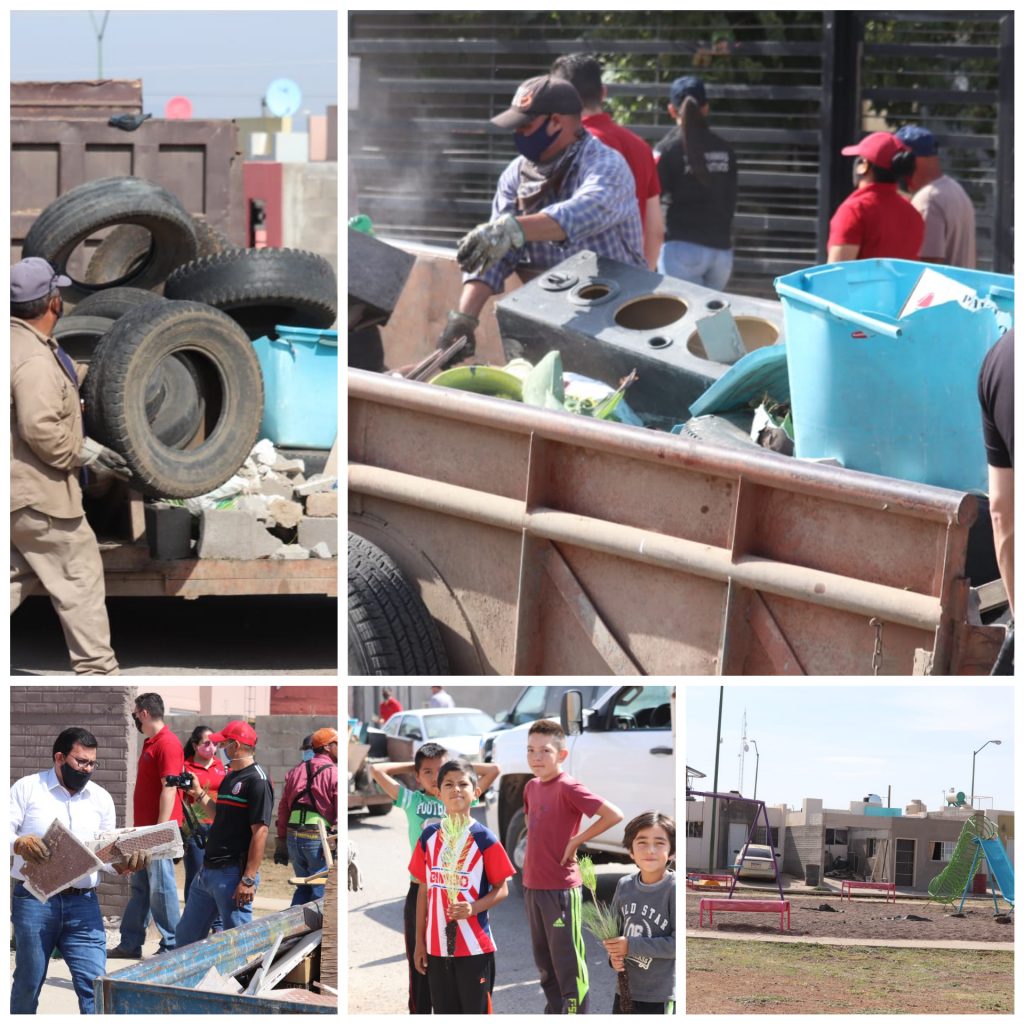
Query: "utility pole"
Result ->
[[89, 11, 110, 79], [708, 686, 724, 873]]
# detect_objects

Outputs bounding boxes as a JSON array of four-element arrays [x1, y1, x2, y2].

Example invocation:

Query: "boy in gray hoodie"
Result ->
[[602, 812, 675, 1014]]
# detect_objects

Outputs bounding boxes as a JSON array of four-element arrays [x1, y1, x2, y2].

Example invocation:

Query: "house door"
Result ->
[[895, 839, 915, 887], [729, 822, 752, 860]]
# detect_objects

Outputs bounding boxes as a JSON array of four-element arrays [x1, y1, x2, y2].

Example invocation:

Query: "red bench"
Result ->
[[841, 880, 896, 902], [699, 897, 791, 932]]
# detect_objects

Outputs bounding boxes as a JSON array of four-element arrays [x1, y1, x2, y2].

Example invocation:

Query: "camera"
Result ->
[[164, 772, 195, 790]]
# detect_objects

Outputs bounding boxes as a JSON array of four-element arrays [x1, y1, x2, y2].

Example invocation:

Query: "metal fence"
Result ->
[[349, 11, 1012, 297]]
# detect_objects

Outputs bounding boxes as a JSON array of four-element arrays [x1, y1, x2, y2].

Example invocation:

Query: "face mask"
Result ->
[[302, 749, 315, 762], [59, 758, 91, 793], [514, 117, 560, 162], [132, 714, 143, 733]]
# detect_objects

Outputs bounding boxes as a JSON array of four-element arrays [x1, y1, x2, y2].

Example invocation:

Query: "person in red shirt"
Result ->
[[378, 687, 403, 724], [181, 725, 227, 929], [827, 132, 924, 262], [109, 693, 184, 958], [551, 53, 664, 270]]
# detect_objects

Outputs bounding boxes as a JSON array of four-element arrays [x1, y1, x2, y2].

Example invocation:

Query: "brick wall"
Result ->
[[165, 713, 338, 854], [11, 686, 136, 919], [269, 687, 339, 716]]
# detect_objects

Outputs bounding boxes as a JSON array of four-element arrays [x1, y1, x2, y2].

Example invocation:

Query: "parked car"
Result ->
[[733, 843, 779, 881], [480, 685, 606, 761], [381, 707, 499, 762]]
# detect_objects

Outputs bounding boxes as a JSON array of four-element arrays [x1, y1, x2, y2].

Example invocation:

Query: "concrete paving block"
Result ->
[[297, 517, 338, 556], [304, 492, 338, 518], [270, 544, 310, 561], [294, 474, 337, 496], [257, 473, 295, 500], [236, 495, 274, 522], [198, 509, 279, 560], [267, 498, 304, 529], [309, 541, 333, 559], [273, 456, 306, 475]]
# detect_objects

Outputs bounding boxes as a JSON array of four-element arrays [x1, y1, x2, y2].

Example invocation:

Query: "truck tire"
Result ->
[[83, 300, 263, 498], [53, 314, 114, 363], [23, 176, 198, 302], [83, 225, 152, 287], [164, 247, 338, 339], [145, 353, 205, 449], [191, 214, 231, 258], [348, 532, 449, 675], [366, 802, 393, 817], [71, 286, 167, 322], [505, 808, 528, 896]]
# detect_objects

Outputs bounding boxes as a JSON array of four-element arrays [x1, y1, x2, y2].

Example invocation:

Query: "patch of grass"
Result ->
[[733, 995, 787, 1006]]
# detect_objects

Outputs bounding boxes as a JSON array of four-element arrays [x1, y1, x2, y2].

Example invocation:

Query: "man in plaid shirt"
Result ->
[[438, 74, 645, 352]]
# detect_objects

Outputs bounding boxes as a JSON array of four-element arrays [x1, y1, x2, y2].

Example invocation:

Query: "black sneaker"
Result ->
[[106, 946, 143, 959]]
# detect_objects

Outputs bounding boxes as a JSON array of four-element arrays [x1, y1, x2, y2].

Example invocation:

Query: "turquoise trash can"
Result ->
[[774, 260, 1013, 493], [251, 325, 338, 449]]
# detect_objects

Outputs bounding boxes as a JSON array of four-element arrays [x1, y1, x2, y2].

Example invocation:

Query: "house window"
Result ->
[[866, 838, 877, 856], [826, 828, 848, 845], [930, 841, 955, 862], [686, 821, 704, 839]]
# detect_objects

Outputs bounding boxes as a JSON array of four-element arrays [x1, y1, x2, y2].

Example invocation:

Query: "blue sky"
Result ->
[[11, 11, 337, 129], [686, 685, 1014, 813]]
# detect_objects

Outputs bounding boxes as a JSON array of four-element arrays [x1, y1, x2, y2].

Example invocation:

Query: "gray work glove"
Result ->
[[456, 213, 526, 276], [123, 850, 151, 873], [436, 310, 479, 357], [79, 437, 133, 480], [13, 835, 50, 864]]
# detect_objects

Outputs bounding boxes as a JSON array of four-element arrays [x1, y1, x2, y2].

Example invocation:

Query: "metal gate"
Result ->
[[895, 838, 916, 887], [349, 11, 1013, 296]]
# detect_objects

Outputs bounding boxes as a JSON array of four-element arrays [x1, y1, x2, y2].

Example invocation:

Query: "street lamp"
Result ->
[[970, 739, 1001, 808], [751, 739, 760, 801]]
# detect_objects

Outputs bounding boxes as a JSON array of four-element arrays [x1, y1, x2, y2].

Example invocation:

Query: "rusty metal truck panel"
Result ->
[[349, 369, 990, 676]]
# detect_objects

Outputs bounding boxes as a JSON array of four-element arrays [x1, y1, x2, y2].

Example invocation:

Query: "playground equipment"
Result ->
[[927, 814, 1001, 905], [957, 837, 1015, 914]]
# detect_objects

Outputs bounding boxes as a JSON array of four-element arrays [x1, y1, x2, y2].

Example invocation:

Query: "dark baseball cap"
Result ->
[[841, 131, 910, 170], [491, 75, 583, 129], [894, 125, 938, 157], [670, 75, 707, 109], [11, 257, 71, 303]]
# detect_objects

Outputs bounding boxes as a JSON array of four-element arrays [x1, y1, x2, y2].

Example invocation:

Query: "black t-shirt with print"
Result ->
[[203, 762, 275, 869]]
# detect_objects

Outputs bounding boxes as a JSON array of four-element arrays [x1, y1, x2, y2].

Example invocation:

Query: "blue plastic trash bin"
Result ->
[[774, 260, 1013, 492], [251, 325, 338, 449]]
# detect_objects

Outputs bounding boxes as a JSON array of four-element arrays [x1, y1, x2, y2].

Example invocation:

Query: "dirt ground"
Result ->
[[173, 854, 303, 903], [686, 891, 1014, 943], [687, 940, 1013, 1014]]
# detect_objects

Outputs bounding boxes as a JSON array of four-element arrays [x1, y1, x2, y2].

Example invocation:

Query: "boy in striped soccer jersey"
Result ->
[[523, 719, 623, 1014], [410, 759, 515, 1014]]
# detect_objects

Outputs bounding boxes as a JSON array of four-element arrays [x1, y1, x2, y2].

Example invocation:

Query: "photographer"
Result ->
[[174, 721, 274, 948], [109, 693, 183, 959], [181, 725, 226, 930]]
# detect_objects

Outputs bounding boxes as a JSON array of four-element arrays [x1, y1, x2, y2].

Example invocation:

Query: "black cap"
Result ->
[[301, 733, 314, 751], [491, 75, 583, 129]]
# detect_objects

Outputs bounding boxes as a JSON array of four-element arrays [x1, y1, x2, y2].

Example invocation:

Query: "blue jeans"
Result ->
[[175, 864, 259, 948], [658, 240, 734, 290], [118, 855, 181, 953], [184, 831, 222, 932], [11, 882, 106, 1014], [288, 832, 327, 905]]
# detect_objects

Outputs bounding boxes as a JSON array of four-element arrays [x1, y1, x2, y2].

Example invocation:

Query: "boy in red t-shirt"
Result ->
[[523, 720, 623, 1014], [410, 759, 515, 1014]]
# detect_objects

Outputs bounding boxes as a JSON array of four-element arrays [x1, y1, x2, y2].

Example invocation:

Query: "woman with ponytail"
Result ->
[[654, 76, 738, 289]]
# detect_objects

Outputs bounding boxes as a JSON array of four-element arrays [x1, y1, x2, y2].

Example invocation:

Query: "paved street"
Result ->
[[348, 802, 633, 1014]]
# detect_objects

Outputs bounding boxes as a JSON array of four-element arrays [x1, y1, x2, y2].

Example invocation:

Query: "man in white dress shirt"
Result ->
[[427, 686, 456, 709], [10, 727, 150, 1014]]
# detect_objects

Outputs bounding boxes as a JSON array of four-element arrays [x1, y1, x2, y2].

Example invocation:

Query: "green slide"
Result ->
[[927, 815, 1000, 905]]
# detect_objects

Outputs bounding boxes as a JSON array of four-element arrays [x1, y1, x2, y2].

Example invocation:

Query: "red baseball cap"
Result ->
[[841, 131, 910, 171], [208, 720, 258, 746]]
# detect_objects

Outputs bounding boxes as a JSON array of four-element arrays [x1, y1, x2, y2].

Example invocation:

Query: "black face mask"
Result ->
[[59, 758, 91, 793], [132, 714, 143, 733]]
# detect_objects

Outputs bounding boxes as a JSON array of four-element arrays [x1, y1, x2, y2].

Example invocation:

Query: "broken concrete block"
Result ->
[[271, 544, 311, 561], [273, 455, 306, 474], [294, 474, 337, 496], [298, 517, 338, 556], [236, 495, 275, 523], [305, 492, 338, 518], [257, 474, 295, 500], [198, 509, 279, 560], [267, 498, 304, 529], [309, 542, 333, 559]]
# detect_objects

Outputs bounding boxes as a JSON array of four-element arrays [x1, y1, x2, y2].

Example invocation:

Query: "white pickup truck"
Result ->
[[487, 686, 675, 888]]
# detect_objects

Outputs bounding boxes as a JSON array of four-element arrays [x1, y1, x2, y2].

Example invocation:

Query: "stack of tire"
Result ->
[[23, 176, 337, 498]]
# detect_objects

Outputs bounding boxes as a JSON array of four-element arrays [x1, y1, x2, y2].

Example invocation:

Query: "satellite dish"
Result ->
[[265, 78, 302, 118], [165, 96, 193, 120]]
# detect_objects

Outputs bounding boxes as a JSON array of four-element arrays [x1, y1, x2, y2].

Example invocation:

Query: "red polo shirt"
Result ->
[[135, 724, 185, 826], [827, 182, 924, 260], [583, 112, 661, 228], [379, 697, 402, 723]]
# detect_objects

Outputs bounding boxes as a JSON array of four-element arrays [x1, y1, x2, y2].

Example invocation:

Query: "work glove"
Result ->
[[274, 846, 289, 866], [78, 437, 133, 481], [435, 310, 479, 357], [123, 851, 151, 873], [456, 213, 525, 276], [14, 835, 50, 864]]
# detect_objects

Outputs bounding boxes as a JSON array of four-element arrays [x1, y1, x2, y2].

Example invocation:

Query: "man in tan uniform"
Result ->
[[11, 257, 131, 674]]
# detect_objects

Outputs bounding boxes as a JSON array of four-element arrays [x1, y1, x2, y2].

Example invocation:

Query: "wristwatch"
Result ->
[[241, 875, 257, 886]]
